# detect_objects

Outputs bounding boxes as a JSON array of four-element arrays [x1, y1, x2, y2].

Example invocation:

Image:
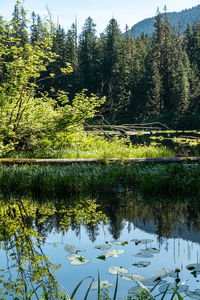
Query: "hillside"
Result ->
[[131, 5, 200, 37]]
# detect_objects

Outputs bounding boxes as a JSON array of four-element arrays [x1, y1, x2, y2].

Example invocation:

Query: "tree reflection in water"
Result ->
[[0, 192, 200, 298], [0, 197, 107, 298]]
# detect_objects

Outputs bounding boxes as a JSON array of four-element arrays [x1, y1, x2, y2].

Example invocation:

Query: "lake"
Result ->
[[130, 130, 200, 157], [0, 192, 200, 299]]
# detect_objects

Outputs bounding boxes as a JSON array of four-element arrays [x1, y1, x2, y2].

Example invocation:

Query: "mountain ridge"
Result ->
[[131, 5, 200, 38]]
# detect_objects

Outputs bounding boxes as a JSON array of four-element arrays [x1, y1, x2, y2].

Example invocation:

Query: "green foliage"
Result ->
[[3, 132, 174, 159], [0, 5, 105, 156], [0, 196, 106, 299], [0, 163, 200, 196], [1, 0, 200, 158]]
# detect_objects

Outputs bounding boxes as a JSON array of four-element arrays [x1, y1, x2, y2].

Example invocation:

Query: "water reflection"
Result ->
[[0, 196, 106, 298], [0, 192, 200, 298], [130, 130, 200, 157], [98, 192, 200, 243]]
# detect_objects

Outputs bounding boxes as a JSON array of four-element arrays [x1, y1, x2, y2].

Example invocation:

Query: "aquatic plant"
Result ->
[[3, 132, 174, 159], [0, 163, 200, 196]]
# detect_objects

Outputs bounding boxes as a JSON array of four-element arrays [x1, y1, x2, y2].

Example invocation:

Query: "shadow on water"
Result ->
[[130, 130, 200, 156], [0, 191, 200, 298]]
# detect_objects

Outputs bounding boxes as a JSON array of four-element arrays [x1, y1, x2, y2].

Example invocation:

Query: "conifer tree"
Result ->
[[171, 30, 190, 121], [11, 1, 28, 45], [129, 33, 153, 121], [78, 17, 98, 93], [185, 21, 200, 114], [30, 12, 46, 44], [100, 18, 127, 119], [65, 25, 79, 96]]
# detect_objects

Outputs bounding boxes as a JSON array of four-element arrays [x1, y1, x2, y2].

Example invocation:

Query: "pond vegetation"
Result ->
[[0, 192, 199, 299], [0, 163, 200, 197], [1, 1, 200, 299]]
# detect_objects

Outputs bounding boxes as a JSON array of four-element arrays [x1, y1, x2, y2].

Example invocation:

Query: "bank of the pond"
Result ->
[[0, 163, 200, 195], [1, 156, 200, 165]]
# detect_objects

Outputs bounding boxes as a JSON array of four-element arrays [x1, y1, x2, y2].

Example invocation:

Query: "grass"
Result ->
[[12, 274, 189, 300], [0, 163, 200, 196], [3, 133, 174, 159]]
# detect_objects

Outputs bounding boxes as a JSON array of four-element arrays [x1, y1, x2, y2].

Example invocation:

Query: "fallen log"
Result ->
[[0, 157, 200, 165]]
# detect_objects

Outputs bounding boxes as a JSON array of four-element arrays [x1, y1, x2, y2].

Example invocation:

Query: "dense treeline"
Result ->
[[0, 1, 105, 156], [27, 7, 200, 128], [1, 2, 200, 132]]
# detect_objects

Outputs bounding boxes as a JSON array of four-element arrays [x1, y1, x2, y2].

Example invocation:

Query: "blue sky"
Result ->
[[1, 0, 200, 34]]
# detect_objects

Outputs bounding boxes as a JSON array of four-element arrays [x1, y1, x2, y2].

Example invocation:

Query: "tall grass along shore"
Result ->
[[0, 163, 199, 196]]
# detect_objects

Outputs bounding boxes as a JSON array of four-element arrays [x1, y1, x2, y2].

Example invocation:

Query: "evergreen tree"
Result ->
[[100, 18, 129, 119], [171, 31, 190, 121], [149, 11, 164, 116], [149, 11, 190, 122], [64, 24, 79, 97], [30, 12, 45, 44], [185, 21, 200, 114], [128, 33, 153, 121], [11, 1, 28, 45], [78, 17, 98, 93]]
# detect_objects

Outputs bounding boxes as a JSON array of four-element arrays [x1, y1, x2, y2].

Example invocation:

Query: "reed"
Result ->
[[0, 163, 200, 196], [4, 135, 174, 160]]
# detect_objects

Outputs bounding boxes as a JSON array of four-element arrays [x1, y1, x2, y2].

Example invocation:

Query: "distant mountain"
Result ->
[[131, 5, 200, 38]]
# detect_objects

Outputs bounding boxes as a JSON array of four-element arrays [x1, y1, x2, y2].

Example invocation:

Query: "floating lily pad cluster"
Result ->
[[108, 266, 129, 275], [124, 269, 190, 300], [187, 263, 200, 277], [131, 239, 153, 245], [65, 245, 90, 265], [122, 273, 167, 286], [132, 239, 159, 266], [98, 249, 125, 260], [63, 241, 200, 299], [185, 264, 200, 299]]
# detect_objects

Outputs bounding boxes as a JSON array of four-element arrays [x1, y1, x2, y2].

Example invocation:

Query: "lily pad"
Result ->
[[186, 264, 200, 271], [140, 248, 159, 254], [101, 249, 125, 258], [185, 289, 200, 299], [121, 274, 146, 282], [155, 268, 176, 278], [66, 254, 85, 261], [123, 274, 165, 286], [64, 245, 85, 254], [70, 258, 90, 265], [128, 286, 143, 297], [133, 252, 153, 258], [94, 244, 111, 250], [90, 280, 113, 290], [131, 239, 153, 245], [159, 283, 189, 294], [132, 261, 151, 268], [108, 266, 129, 275], [140, 277, 166, 286], [97, 255, 106, 260], [111, 240, 128, 246]]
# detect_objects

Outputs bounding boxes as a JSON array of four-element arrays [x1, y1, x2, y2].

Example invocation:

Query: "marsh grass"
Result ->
[[1, 163, 200, 196], [4, 134, 174, 159]]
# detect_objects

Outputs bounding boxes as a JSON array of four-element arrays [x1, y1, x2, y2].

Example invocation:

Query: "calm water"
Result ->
[[0, 192, 200, 299], [130, 130, 200, 156]]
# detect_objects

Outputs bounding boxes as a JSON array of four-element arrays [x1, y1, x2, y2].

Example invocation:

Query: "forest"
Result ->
[[0, 0, 200, 158], [28, 5, 200, 127], [1, 2, 200, 299]]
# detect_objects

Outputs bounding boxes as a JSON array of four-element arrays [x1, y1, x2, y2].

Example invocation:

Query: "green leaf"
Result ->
[[113, 274, 118, 300], [97, 255, 106, 260], [70, 276, 93, 299]]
